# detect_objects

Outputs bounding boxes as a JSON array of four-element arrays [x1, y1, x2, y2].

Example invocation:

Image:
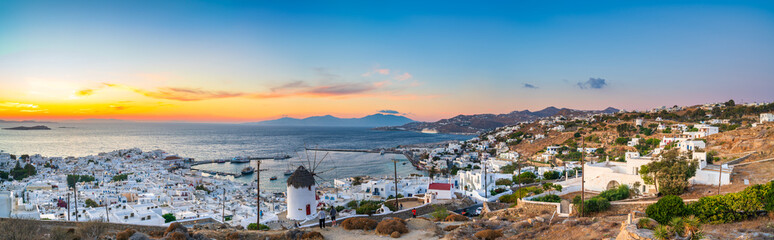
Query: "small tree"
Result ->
[[84, 199, 99, 208], [162, 213, 176, 223]]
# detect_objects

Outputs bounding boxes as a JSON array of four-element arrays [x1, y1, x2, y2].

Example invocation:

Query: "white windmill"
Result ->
[[285, 149, 335, 220]]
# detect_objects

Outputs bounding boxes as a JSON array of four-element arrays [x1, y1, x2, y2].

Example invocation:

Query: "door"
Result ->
[[306, 204, 311, 215]]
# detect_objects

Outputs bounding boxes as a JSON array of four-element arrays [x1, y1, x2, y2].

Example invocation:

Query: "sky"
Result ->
[[1, 1, 773, 122]]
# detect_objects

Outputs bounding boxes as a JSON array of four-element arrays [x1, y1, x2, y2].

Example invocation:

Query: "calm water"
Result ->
[[0, 122, 470, 191]]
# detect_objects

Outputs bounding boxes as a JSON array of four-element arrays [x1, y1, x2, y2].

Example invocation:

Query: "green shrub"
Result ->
[[162, 213, 176, 223], [597, 185, 631, 201], [495, 178, 512, 186], [247, 223, 270, 230], [637, 218, 655, 230], [512, 172, 537, 184], [653, 225, 671, 240], [687, 195, 738, 224], [543, 171, 561, 180], [578, 197, 610, 214], [531, 194, 561, 203], [430, 205, 449, 221], [646, 195, 686, 224]]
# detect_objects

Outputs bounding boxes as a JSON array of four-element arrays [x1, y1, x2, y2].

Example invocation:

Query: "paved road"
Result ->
[[453, 203, 483, 217]]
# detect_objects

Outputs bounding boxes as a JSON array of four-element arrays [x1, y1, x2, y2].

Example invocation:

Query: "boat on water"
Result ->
[[241, 166, 255, 175], [232, 157, 250, 163], [380, 150, 385, 155], [269, 176, 278, 180], [283, 170, 293, 176], [216, 159, 226, 163], [273, 154, 291, 160]]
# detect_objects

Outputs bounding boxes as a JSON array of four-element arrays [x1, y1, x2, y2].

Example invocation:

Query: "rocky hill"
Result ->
[[377, 107, 619, 134]]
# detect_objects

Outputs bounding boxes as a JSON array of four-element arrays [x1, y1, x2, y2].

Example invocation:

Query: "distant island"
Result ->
[[245, 113, 414, 127], [2, 125, 52, 130]]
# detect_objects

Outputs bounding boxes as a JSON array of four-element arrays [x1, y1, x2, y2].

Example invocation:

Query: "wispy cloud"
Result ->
[[577, 78, 608, 89], [523, 83, 538, 89], [394, 72, 413, 81], [378, 109, 400, 114], [362, 68, 391, 77], [101, 83, 245, 101], [0, 102, 39, 109]]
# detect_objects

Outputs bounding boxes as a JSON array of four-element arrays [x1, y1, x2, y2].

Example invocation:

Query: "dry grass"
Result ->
[[444, 225, 460, 231], [165, 222, 187, 235], [340, 217, 378, 231], [115, 228, 136, 240], [444, 214, 469, 222], [473, 229, 503, 240], [166, 231, 187, 240], [301, 231, 324, 240], [0, 218, 43, 240], [76, 221, 111, 240], [375, 218, 409, 236]]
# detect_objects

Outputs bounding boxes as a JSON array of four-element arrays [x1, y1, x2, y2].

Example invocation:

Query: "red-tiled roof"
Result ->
[[428, 183, 452, 191]]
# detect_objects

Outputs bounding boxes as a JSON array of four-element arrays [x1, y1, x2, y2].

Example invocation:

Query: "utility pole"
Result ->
[[74, 183, 79, 221], [717, 163, 723, 195], [393, 159, 399, 210], [256, 160, 261, 226], [105, 195, 110, 222], [66, 192, 70, 221], [580, 138, 586, 217], [222, 188, 226, 222], [484, 158, 488, 199]]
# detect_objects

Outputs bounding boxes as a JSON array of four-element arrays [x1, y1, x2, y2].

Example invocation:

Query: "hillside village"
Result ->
[[2, 100, 774, 239]]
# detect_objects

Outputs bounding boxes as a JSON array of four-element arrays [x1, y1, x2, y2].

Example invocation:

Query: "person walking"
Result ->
[[411, 208, 416, 218], [318, 210, 327, 229], [329, 207, 338, 227]]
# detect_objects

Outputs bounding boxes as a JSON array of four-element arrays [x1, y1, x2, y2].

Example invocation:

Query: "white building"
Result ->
[[546, 146, 561, 155], [761, 113, 774, 124], [285, 166, 317, 221], [584, 152, 655, 194], [426, 183, 453, 200], [635, 119, 644, 126], [677, 140, 705, 152]]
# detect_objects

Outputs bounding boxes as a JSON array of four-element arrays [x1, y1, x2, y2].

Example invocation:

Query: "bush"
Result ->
[[512, 172, 537, 184], [375, 218, 408, 236], [597, 185, 631, 201], [247, 223, 270, 230], [430, 205, 449, 221], [84, 198, 99, 208], [646, 195, 686, 224], [162, 213, 176, 223], [353, 200, 384, 214], [531, 194, 561, 203], [116, 228, 136, 240], [495, 178, 512, 186], [687, 195, 738, 224], [473, 229, 503, 240], [653, 224, 670, 240], [340, 217, 378, 230], [301, 231, 324, 240], [636, 218, 656, 230], [444, 214, 469, 222], [543, 171, 561, 180], [578, 197, 610, 214], [499, 186, 544, 203]]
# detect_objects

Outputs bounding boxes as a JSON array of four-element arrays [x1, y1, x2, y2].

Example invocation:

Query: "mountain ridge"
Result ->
[[376, 106, 619, 134], [244, 113, 414, 127]]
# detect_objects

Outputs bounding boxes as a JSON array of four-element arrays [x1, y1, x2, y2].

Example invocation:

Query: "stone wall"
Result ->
[[0, 218, 167, 234], [516, 199, 559, 216]]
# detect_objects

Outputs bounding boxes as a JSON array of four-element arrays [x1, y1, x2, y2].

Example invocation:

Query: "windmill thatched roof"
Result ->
[[287, 166, 315, 188]]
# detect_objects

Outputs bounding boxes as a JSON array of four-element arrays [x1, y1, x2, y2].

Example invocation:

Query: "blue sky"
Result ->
[[1, 1, 773, 121]]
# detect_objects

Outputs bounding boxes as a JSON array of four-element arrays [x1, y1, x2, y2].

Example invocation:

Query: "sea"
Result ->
[[0, 122, 471, 192]]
